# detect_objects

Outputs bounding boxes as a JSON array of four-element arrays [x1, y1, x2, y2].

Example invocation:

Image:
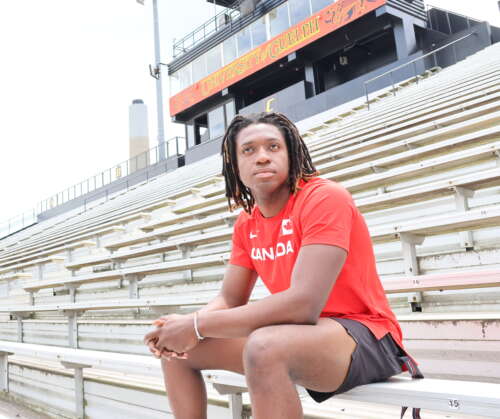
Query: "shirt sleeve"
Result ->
[[299, 183, 355, 252], [229, 215, 255, 271]]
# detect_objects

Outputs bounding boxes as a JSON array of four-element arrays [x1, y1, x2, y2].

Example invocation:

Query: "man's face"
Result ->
[[235, 123, 290, 198]]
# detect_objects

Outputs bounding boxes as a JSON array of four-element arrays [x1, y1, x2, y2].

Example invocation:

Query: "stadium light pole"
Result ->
[[137, 0, 166, 161]]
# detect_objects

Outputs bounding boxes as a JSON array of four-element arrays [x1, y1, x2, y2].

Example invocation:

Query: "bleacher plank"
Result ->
[[204, 370, 500, 417], [23, 252, 230, 293]]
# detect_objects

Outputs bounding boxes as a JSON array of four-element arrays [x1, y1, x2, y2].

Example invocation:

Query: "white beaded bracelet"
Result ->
[[193, 311, 205, 341]]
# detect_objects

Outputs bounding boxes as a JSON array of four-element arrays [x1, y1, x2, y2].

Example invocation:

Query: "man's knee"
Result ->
[[243, 326, 287, 373]]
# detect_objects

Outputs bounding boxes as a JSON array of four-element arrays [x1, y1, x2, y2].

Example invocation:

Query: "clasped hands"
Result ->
[[144, 313, 199, 360]]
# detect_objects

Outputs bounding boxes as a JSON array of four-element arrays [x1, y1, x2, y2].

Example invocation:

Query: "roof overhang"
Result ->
[[206, 0, 238, 8]]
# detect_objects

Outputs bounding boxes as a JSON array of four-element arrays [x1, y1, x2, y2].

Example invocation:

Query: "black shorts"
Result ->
[[306, 317, 407, 403]]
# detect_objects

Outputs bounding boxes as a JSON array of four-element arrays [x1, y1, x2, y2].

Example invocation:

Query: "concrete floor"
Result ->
[[0, 398, 50, 419]]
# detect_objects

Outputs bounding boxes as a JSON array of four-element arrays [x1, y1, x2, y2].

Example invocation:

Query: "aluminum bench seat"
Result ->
[[204, 369, 500, 418], [309, 64, 500, 153], [64, 227, 233, 272], [337, 140, 500, 194], [318, 123, 500, 182], [310, 72, 500, 158], [140, 201, 229, 232], [0, 240, 95, 269], [382, 268, 500, 293], [314, 97, 500, 168], [0, 256, 65, 277], [312, 68, 500, 152], [23, 252, 230, 295]]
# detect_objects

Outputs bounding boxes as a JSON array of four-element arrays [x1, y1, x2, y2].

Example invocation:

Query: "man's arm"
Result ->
[[145, 245, 346, 355], [197, 244, 347, 338], [199, 264, 258, 312], [145, 264, 257, 355]]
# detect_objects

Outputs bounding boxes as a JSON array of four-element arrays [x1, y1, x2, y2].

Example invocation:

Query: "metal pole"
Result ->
[[445, 11, 452, 35], [214, 0, 217, 31], [152, 0, 166, 160], [390, 72, 396, 96], [364, 83, 370, 111]]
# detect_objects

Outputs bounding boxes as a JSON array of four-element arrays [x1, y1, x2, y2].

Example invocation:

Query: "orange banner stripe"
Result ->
[[169, 0, 387, 116]]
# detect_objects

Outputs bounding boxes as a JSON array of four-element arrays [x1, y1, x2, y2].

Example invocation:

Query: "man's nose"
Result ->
[[255, 147, 271, 164]]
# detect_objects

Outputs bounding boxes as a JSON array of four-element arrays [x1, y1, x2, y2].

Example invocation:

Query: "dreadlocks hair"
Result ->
[[221, 112, 318, 213]]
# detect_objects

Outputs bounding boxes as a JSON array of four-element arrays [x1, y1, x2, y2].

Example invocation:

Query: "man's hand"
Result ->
[[144, 313, 199, 359]]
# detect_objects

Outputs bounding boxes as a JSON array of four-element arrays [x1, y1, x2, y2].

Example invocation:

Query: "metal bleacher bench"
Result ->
[[0, 342, 499, 418], [203, 369, 500, 418]]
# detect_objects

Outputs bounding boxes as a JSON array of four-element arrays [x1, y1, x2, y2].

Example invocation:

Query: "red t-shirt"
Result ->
[[230, 177, 404, 348]]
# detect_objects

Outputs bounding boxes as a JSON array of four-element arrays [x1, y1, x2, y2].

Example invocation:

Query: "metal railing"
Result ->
[[0, 136, 186, 240], [363, 31, 478, 110], [173, 0, 246, 58]]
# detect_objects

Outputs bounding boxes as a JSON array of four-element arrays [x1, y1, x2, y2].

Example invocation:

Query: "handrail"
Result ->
[[0, 136, 186, 240], [173, 0, 245, 58], [363, 30, 478, 110]]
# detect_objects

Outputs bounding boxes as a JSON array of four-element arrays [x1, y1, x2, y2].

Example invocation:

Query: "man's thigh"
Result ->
[[164, 336, 247, 375], [245, 318, 356, 393]]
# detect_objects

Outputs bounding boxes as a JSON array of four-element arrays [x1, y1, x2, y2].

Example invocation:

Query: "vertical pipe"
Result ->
[[364, 83, 370, 111], [446, 11, 453, 35], [152, 0, 166, 160]]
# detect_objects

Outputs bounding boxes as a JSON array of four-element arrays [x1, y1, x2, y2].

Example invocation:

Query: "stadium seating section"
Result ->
[[1, 42, 500, 418]]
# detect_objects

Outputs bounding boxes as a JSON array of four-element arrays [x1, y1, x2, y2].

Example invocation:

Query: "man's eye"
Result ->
[[270, 144, 279, 150], [242, 147, 253, 154]]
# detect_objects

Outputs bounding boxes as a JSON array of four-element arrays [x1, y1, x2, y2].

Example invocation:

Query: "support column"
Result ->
[[453, 186, 475, 249], [60, 361, 91, 419], [127, 275, 143, 299], [13, 313, 31, 343], [0, 351, 13, 392], [304, 62, 316, 98], [229, 393, 243, 419], [212, 382, 244, 419], [16, 317, 23, 343], [64, 310, 84, 348], [399, 233, 425, 276], [65, 285, 78, 303], [393, 16, 418, 60], [36, 263, 43, 280]]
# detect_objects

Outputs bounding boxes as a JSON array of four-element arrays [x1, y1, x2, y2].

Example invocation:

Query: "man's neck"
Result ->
[[254, 187, 290, 218]]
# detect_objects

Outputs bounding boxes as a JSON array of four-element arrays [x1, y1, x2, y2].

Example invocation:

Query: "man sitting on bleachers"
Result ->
[[144, 112, 422, 419]]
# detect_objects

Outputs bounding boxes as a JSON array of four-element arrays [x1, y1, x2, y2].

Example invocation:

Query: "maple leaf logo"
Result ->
[[281, 219, 293, 236]]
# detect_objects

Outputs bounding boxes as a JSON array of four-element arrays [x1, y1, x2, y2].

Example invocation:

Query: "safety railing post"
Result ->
[[364, 83, 370, 111]]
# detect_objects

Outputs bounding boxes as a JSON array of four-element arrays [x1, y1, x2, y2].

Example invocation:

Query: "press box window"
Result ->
[[237, 25, 252, 57], [223, 36, 238, 65], [206, 45, 222, 75], [192, 54, 207, 83], [225, 101, 236, 125], [186, 123, 196, 148], [269, 2, 290, 38], [289, 0, 311, 25], [311, 0, 335, 14], [251, 16, 267, 48]]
